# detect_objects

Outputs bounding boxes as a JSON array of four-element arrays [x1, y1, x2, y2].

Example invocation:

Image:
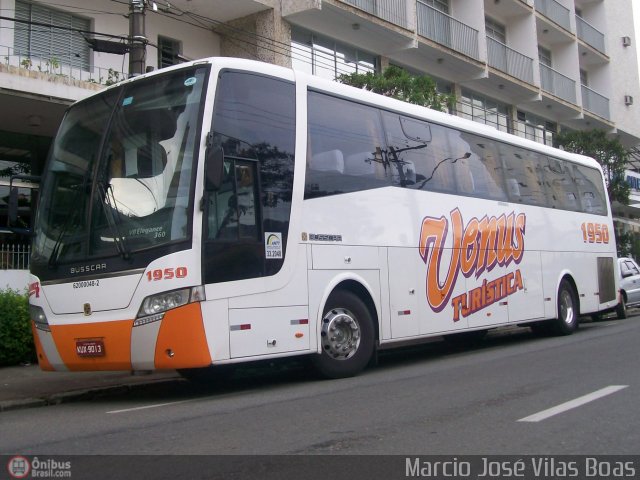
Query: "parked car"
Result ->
[[617, 256, 640, 318]]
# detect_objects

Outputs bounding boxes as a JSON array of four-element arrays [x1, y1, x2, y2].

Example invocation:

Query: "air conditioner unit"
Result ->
[[625, 95, 634, 106], [622, 36, 632, 47]]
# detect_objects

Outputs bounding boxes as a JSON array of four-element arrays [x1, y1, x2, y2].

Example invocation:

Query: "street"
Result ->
[[1, 313, 638, 457]]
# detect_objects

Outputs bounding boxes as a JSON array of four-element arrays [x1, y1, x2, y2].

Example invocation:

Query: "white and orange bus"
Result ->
[[27, 57, 619, 379]]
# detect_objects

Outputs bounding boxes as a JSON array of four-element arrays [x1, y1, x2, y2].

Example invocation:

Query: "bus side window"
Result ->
[[455, 134, 508, 201], [306, 91, 385, 197], [500, 145, 547, 206], [573, 164, 607, 215], [543, 157, 580, 211]]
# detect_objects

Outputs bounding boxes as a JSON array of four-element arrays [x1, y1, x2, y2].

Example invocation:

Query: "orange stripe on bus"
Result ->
[[50, 319, 133, 371], [154, 303, 211, 369], [31, 323, 55, 372]]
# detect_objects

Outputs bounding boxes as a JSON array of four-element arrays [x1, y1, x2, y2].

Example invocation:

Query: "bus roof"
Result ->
[[77, 56, 603, 173]]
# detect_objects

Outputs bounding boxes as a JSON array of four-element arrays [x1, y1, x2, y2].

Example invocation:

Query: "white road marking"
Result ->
[[518, 385, 629, 423], [107, 399, 194, 414]]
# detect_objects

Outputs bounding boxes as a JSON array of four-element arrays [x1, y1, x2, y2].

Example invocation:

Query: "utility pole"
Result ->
[[128, 0, 147, 76]]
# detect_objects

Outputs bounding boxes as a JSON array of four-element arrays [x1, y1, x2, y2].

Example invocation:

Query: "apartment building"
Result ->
[[1, 0, 640, 253]]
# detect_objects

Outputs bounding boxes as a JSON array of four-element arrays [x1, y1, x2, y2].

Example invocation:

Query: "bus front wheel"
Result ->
[[311, 290, 375, 379]]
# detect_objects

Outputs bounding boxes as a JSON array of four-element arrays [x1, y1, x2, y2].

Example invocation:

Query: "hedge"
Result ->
[[0, 288, 35, 366]]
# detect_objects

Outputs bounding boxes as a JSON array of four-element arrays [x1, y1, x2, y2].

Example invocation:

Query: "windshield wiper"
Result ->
[[96, 180, 131, 260], [48, 173, 91, 268]]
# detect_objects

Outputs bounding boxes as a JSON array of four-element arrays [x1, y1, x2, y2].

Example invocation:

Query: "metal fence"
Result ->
[[1, 45, 126, 86], [582, 85, 610, 120], [0, 244, 30, 270], [486, 37, 534, 85], [417, 1, 479, 60], [341, 0, 409, 29], [535, 0, 571, 31], [576, 15, 605, 54], [540, 63, 576, 104]]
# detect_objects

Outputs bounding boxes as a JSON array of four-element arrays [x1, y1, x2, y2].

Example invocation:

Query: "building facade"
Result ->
[[1, 0, 640, 258]]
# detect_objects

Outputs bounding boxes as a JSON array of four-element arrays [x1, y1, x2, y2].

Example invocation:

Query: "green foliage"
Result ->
[[615, 229, 640, 259], [555, 129, 630, 205], [0, 288, 35, 366], [337, 65, 455, 112]]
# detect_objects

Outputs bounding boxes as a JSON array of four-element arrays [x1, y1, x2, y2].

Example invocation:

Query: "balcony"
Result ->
[[576, 16, 605, 54], [416, 1, 479, 60], [540, 63, 576, 104], [340, 0, 409, 29], [1, 45, 125, 86], [581, 85, 610, 120], [535, 0, 571, 32], [486, 37, 534, 85]]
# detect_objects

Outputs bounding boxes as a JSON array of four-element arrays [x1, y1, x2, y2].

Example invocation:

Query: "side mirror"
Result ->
[[205, 145, 224, 191]]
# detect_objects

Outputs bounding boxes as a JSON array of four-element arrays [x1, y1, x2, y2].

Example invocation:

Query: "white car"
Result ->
[[617, 256, 640, 318]]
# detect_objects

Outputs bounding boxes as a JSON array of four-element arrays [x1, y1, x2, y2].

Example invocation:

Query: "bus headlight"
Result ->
[[30, 305, 50, 332], [137, 286, 206, 318]]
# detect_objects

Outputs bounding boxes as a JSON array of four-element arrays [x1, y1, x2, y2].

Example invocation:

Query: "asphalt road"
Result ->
[[1, 314, 638, 460]]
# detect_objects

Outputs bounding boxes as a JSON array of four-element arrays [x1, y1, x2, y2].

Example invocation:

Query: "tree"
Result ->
[[337, 65, 455, 113], [555, 129, 630, 205]]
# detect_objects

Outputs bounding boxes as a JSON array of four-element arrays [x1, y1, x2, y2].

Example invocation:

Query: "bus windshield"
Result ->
[[32, 65, 209, 269]]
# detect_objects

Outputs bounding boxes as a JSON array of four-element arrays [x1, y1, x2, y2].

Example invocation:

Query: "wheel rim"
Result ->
[[559, 289, 575, 325], [320, 308, 361, 360]]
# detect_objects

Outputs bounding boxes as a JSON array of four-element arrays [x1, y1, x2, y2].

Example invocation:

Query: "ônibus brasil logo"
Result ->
[[419, 208, 527, 322], [7, 456, 30, 479]]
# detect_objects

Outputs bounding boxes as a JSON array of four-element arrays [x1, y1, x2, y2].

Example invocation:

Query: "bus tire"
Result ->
[[550, 279, 579, 336], [311, 290, 375, 379], [616, 295, 627, 319]]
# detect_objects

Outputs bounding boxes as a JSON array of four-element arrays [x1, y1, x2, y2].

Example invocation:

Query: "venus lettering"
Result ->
[[419, 208, 527, 320]]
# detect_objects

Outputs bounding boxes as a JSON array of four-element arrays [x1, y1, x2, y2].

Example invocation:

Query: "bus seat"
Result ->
[[310, 149, 344, 173], [137, 143, 167, 178], [344, 152, 375, 176]]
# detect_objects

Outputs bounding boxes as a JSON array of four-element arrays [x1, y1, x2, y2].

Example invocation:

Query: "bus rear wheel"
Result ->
[[311, 290, 375, 379], [550, 279, 579, 335]]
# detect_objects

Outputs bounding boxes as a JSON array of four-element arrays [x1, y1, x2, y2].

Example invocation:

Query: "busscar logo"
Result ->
[[69, 263, 107, 275], [419, 208, 526, 322]]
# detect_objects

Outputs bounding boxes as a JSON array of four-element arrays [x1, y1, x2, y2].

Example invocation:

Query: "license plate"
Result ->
[[76, 339, 105, 357]]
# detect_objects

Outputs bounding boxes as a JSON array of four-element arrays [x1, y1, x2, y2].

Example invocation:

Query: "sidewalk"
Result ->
[[0, 364, 181, 412]]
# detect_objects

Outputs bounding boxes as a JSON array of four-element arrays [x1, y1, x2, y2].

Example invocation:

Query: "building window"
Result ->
[[538, 46, 552, 67], [422, 0, 449, 13], [291, 28, 377, 80], [580, 69, 588, 86], [485, 17, 506, 44], [158, 36, 181, 69], [14, 0, 90, 69], [458, 89, 510, 133], [515, 110, 557, 146]]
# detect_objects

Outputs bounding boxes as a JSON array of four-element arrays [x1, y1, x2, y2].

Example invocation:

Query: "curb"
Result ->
[[0, 377, 184, 413]]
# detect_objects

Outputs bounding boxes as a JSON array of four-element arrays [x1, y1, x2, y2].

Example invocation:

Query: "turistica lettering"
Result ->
[[418, 208, 526, 321]]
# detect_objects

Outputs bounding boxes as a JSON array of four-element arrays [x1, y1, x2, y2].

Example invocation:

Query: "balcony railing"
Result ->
[[540, 63, 576, 103], [417, 1, 480, 60], [582, 85, 610, 120], [1, 45, 125, 86], [576, 16, 605, 54], [341, 0, 409, 29], [535, 0, 571, 31], [486, 37, 534, 85]]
